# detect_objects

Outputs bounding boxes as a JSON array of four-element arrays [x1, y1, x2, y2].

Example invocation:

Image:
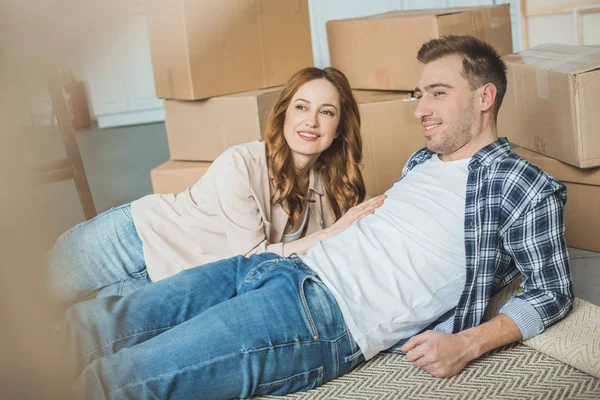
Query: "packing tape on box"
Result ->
[[535, 69, 549, 100]]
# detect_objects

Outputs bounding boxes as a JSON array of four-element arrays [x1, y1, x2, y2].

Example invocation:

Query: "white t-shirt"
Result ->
[[300, 155, 471, 360], [282, 207, 310, 244]]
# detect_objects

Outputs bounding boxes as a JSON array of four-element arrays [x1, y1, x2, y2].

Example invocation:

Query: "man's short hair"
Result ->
[[417, 35, 507, 120]]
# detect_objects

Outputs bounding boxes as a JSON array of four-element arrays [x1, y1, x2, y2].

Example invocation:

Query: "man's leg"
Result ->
[[74, 257, 364, 399]]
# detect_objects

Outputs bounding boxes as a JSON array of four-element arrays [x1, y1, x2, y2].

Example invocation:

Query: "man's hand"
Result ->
[[401, 330, 476, 378], [401, 314, 523, 378]]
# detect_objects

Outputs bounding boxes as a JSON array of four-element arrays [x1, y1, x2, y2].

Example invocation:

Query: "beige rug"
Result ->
[[485, 279, 600, 379], [263, 343, 599, 399], [262, 278, 600, 399]]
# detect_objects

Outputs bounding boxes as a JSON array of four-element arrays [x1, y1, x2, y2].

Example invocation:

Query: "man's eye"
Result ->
[[414, 94, 422, 100], [434, 91, 445, 97]]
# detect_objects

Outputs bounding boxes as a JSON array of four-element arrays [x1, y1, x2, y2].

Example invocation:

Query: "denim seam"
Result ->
[[120, 205, 133, 222], [83, 326, 173, 359], [344, 348, 363, 364], [333, 339, 339, 378], [110, 339, 325, 396], [116, 278, 128, 296], [257, 366, 323, 390]]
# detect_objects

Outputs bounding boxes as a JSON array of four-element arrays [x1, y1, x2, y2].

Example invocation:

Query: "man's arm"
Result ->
[[403, 191, 573, 377], [402, 314, 521, 377]]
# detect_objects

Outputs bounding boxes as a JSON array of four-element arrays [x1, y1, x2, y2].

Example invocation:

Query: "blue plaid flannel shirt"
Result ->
[[387, 137, 574, 354]]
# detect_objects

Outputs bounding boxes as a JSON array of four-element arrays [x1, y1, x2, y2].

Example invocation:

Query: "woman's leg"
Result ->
[[45, 204, 150, 304], [62, 253, 280, 377], [68, 256, 364, 399]]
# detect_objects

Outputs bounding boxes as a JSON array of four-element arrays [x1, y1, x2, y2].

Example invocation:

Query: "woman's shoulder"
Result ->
[[206, 141, 268, 185], [215, 141, 266, 167]]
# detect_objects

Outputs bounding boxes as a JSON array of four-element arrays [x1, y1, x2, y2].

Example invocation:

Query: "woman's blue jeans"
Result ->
[[64, 253, 364, 399], [45, 204, 151, 303]]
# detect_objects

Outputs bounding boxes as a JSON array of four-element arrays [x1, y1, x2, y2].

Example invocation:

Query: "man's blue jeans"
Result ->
[[46, 204, 151, 303], [64, 253, 364, 399]]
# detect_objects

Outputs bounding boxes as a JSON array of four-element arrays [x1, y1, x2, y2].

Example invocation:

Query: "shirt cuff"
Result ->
[[433, 316, 454, 333], [499, 297, 544, 341]]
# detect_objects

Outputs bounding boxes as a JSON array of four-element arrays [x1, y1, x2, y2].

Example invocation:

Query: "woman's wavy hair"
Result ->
[[264, 67, 366, 232]]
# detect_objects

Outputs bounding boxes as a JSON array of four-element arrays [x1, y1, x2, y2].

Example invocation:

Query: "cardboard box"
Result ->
[[151, 160, 211, 194], [513, 147, 600, 252], [165, 87, 282, 161], [146, 0, 313, 100], [327, 5, 512, 91], [499, 44, 600, 168], [356, 91, 424, 196]]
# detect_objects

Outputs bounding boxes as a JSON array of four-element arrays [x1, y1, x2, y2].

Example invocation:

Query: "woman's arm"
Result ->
[[281, 194, 386, 256]]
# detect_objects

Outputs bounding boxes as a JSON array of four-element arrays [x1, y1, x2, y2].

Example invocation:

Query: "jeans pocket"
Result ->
[[255, 366, 324, 396], [301, 277, 346, 341]]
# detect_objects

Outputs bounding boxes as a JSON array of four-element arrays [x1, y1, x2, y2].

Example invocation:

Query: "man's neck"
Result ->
[[439, 121, 498, 162]]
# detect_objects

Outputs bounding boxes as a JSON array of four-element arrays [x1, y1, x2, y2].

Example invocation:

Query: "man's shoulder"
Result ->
[[492, 151, 560, 184], [490, 150, 566, 204]]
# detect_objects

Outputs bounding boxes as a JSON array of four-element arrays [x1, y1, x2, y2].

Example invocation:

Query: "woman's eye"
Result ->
[[321, 110, 334, 116], [295, 104, 307, 111]]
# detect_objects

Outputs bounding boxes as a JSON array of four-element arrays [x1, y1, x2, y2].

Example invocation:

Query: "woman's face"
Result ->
[[283, 78, 341, 170]]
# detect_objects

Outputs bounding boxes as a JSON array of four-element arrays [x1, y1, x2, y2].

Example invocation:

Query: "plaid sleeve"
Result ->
[[501, 191, 574, 340]]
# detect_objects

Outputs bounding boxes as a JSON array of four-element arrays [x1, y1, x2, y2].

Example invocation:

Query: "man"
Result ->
[[63, 35, 573, 399], [393, 35, 573, 377]]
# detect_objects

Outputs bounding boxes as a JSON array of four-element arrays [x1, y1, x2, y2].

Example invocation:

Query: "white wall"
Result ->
[[526, 1, 600, 48]]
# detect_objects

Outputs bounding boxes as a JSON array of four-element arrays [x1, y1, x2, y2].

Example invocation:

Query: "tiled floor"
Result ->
[[37, 122, 600, 306]]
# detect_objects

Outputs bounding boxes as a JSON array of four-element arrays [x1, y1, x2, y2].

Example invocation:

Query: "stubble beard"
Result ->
[[426, 96, 476, 156]]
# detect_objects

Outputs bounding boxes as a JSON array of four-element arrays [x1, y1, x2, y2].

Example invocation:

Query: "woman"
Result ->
[[46, 67, 384, 303]]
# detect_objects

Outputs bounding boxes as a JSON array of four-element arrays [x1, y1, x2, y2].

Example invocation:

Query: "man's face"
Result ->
[[414, 55, 478, 156]]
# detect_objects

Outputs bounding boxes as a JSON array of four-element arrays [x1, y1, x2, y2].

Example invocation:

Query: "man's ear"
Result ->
[[479, 83, 497, 113]]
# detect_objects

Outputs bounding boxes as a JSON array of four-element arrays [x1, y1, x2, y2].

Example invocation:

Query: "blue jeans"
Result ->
[[63, 253, 364, 399], [46, 204, 151, 303]]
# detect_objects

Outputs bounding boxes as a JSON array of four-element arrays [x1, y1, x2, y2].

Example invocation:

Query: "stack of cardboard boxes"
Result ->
[[498, 44, 600, 252], [146, 2, 513, 198], [146, 0, 312, 193], [326, 4, 513, 196]]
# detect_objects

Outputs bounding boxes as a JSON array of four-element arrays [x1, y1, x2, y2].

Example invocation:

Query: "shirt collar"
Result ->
[[416, 137, 510, 171], [468, 137, 511, 171], [308, 165, 324, 196]]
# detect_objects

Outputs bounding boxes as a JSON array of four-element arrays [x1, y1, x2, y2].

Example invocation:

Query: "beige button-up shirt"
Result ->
[[131, 140, 336, 282]]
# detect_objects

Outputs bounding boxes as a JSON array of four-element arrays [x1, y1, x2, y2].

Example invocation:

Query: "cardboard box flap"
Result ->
[[155, 160, 212, 172], [223, 86, 283, 99], [353, 90, 410, 104], [513, 147, 600, 186], [504, 44, 600, 75], [357, 6, 497, 20]]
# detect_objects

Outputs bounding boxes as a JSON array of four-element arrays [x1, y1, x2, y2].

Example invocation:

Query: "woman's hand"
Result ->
[[320, 194, 386, 241], [282, 194, 385, 256]]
